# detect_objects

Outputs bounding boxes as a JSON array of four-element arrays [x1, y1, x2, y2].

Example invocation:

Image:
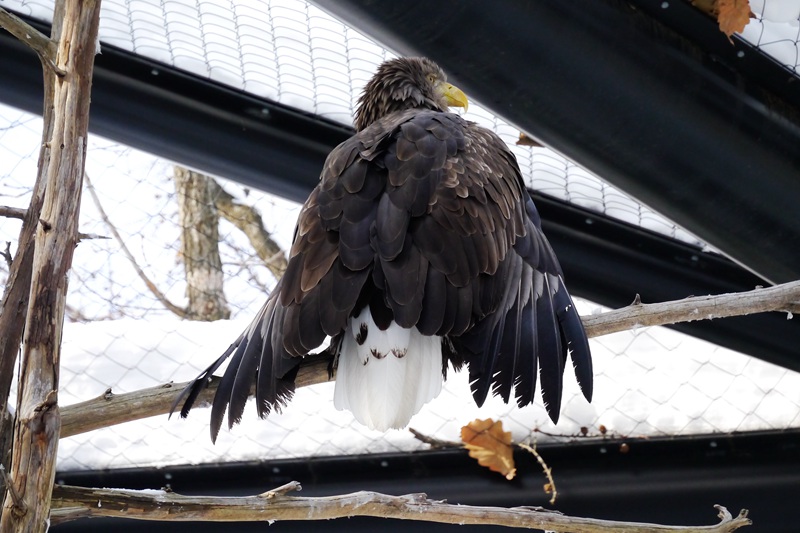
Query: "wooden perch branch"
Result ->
[[59, 355, 332, 438], [0, 7, 65, 75], [49, 484, 751, 532], [581, 280, 800, 338], [59, 280, 799, 438]]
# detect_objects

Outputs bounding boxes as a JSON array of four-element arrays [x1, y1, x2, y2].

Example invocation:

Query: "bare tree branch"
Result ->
[[1, 205, 110, 242], [0, 206, 26, 220], [58, 279, 799, 438], [0, 465, 24, 517], [0, 69, 51, 518], [207, 178, 288, 278], [49, 484, 751, 532], [84, 172, 190, 319], [581, 281, 800, 338], [0, 242, 11, 269], [59, 355, 332, 438], [408, 427, 460, 448], [0, 7, 65, 75], [76, 232, 110, 242]]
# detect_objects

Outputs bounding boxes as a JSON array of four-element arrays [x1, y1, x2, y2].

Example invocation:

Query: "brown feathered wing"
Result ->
[[173, 108, 592, 440]]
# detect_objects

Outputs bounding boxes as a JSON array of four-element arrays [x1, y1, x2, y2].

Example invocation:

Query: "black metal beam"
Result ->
[[317, 0, 800, 285], [53, 430, 800, 532], [0, 16, 352, 204], [1, 11, 799, 371]]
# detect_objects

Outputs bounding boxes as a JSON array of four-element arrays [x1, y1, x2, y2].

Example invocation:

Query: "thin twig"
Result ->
[[84, 172, 189, 318], [0, 464, 26, 514], [0, 7, 65, 75], [49, 484, 752, 532], [0, 206, 108, 244], [409, 427, 461, 448], [518, 441, 557, 505], [258, 481, 302, 499], [76, 232, 110, 242], [1, 242, 11, 268]]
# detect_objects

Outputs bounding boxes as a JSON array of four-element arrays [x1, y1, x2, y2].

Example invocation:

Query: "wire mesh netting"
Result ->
[[744, 0, 800, 73], [3, 0, 798, 247], [1, 0, 724, 247], [2, 97, 799, 472]]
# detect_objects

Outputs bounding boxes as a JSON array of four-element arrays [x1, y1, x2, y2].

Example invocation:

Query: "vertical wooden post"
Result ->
[[0, 1, 101, 531], [0, 6, 63, 498]]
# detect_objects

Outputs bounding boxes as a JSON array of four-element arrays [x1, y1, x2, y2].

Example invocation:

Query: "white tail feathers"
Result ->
[[333, 306, 443, 431]]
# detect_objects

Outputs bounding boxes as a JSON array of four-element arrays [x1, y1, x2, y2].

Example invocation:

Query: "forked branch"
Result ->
[[0, 7, 65, 75]]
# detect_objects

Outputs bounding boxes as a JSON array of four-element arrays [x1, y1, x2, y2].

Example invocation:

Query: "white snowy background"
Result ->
[[0, 0, 799, 472]]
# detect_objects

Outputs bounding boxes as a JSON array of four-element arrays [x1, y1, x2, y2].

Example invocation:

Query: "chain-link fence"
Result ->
[[743, 0, 800, 73], [3, 98, 799, 472]]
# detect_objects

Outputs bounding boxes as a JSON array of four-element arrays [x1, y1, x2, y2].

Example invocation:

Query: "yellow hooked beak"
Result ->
[[442, 83, 469, 113]]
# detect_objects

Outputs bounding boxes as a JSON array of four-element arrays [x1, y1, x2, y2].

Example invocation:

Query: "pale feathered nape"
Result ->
[[333, 306, 444, 431]]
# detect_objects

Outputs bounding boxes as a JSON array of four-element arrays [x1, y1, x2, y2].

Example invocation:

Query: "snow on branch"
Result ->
[[50, 484, 751, 532], [59, 280, 799, 438]]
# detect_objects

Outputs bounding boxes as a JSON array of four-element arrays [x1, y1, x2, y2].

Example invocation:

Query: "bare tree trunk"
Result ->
[[174, 167, 231, 321], [0, 1, 101, 531], [0, 28, 58, 506], [0, 174, 42, 510]]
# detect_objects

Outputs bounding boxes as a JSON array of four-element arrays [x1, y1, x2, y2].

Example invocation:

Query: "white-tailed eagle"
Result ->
[[175, 57, 593, 438]]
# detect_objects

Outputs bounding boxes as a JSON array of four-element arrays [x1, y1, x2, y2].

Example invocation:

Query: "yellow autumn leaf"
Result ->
[[460, 418, 516, 480]]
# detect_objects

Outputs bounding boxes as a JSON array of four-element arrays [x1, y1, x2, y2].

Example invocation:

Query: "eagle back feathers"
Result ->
[[174, 58, 592, 438]]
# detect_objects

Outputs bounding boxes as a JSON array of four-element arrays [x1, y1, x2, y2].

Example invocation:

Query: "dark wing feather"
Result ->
[[170, 278, 301, 442], [533, 273, 565, 417], [426, 122, 592, 423]]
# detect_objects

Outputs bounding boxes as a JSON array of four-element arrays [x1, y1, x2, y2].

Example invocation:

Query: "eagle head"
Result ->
[[354, 57, 469, 131]]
